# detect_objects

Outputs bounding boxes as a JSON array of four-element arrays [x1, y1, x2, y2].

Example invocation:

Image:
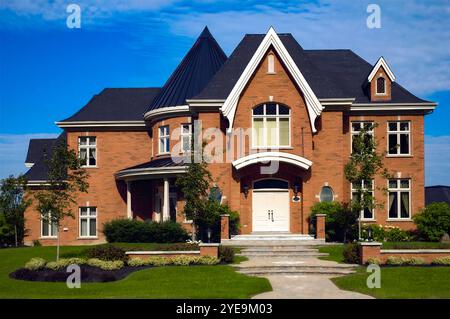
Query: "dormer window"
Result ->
[[267, 54, 275, 74], [376, 76, 386, 95]]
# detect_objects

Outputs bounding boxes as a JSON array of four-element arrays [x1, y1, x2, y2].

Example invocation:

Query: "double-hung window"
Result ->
[[79, 137, 97, 167], [388, 179, 411, 219], [252, 103, 290, 148], [80, 207, 97, 237], [351, 122, 374, 154], [41, 212, 57, 238], [351, 180, 374, 220], [159, 126, 170, 154], [181, 124, 192, 153], [388, 121, 410, 155]]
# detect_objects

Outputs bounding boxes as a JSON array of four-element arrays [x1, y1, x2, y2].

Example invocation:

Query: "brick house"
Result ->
[[23, 27, 436, 245]]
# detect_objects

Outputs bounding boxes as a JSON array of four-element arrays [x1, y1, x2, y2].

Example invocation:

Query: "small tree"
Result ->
[[34, 141, 88, 260], [344, 123, 389, 239], [0, 175, 30, 246]]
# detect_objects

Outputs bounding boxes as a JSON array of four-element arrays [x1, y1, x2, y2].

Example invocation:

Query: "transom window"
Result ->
[[41, 212, 57, 238], [159, 125, 170, 154], [388, 179, 411, 219], [78, 137, 97, 167], [80, 207, 97, 237], [376, 76, 386, 94], [351, 180, 374, 220], [181, 124, 192, 153], [351, 122, 374, 154], [388, 121, 410, 155], [252, 103, 290, 148]]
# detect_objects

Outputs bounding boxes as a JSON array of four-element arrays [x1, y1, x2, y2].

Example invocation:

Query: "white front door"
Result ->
[[252, 185, 290, 232]]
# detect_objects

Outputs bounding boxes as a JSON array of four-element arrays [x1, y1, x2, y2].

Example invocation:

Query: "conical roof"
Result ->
[[146, 27, 227, 112]]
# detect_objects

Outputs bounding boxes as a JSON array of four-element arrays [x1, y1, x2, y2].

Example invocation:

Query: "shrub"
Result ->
[[103, 219, 189, 243], [413, 202, 450, 242], [32, 240, 41, 247], [432, 256, 450, 266], [86, 258, 124, 270], [343, 243, 360, 264], [361, 224, 386, 242], [405, 257, 425, 265], [361, 225, 411, 242], [127, 255, 219, 267], [24, 257, 46, 270], [219, 246, 235, 263], [195, 201, 240, 242], [384, 227, 411, 242], [386, 256, 407, 265], [45, 258, 87, 270], [127, 258, 148, 267], [170, 256, 193, 266], [198, 256, 219, 265], [86, 245, 128, 262], [366, 257, 381, 265], [146, 257, 170, 266]]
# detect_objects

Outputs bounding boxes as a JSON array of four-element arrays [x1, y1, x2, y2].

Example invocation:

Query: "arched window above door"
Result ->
[[253, 179, 288, 190], [252, 103, 291, 148]]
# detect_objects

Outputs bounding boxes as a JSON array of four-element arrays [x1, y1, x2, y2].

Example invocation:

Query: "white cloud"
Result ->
[[425, 135, 450, 186], [0, 133, 58, 179]]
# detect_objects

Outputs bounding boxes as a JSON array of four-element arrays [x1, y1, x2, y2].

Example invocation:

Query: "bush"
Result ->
[[432, 256, 450, 266], [219, 246, 235, 263], [127, 255, 219, 267], [413, 202, 450, 242], [32, 240, 41, 247], [103, 219, 189, 243], [86, 258, 124, 270], [24, 257, 46, 270], [405, 257, 425, 265], [86, 245, 128, 262], [195, 201, 240, 242], [45, 258, 87, 270], [366, 257, 381, 265], [386, 256, 407, 265], [343, 243, 360, 264], [384, 227, 411, 242], [170, 256, 193, 266], [361, 225, 411, 242]]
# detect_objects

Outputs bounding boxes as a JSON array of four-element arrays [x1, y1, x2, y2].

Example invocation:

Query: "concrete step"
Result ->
[[230, 234, 316, 241], [237, 268, 356, 276], [242, 247, 319, 252], [234, 263, 357, 276], [238, 252, 328, 257]]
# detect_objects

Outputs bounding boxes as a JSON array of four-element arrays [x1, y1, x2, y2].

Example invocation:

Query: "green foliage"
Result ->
[[386, 256, 407, 265], [413, 202, 450, 242], [366, 257, 381, 265], [103, 219, 189, 243], [196, 200, 240, 242], [45, 258, 88, 271], [342, 243, 360, 264], [32, 240, 41, 247], [85, 244, 128, 262], [361, 224, 411, 242], [405, 257, 425, 265], [24, 257, 46, 270], [86, 258, 124, 270], [432, 256, 450, 266], [127, 256, 219, 267], [310, 202, 358, 242], [218, 246, 235, 263]]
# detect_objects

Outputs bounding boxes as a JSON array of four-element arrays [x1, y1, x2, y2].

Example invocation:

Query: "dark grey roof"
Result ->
[[60, 88, 160, 122], [146, 27, 227, 112], [120, 156, 186, 171], [24, 134, 66, 181], [425, 186, 450, 206]]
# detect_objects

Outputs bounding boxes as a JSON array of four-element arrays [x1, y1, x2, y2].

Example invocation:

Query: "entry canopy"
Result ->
[[232, 152, 312, 170]]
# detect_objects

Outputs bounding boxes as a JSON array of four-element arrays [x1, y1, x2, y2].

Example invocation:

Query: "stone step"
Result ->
[[230, 234, 316, 241], [242, 247, 319, 252], [238, 252, 328, 257], [236, 268, 356, 276]]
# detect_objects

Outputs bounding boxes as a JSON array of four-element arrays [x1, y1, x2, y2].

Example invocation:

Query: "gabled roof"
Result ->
[[145, 27, 227, 113], [425, 186, 450, 206], [367, 56, 396, 82]]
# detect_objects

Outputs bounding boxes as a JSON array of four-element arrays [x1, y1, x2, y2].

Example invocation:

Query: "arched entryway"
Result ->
[[252, 178, 290, 232]]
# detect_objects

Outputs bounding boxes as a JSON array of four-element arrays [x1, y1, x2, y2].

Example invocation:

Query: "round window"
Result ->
[[319, 186, 334, 202]]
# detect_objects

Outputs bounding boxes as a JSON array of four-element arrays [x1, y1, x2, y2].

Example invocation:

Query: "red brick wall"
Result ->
[[370, 66, 392, 102]]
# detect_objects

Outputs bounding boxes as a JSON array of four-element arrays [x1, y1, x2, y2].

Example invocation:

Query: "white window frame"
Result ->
[[375, 75, 386, 95], [387, 179, 411, 220], [78, 136, 97, 167], [387, 121, 411, 156], [351, 180, 375, 220], [79, 207, 97, 238], [267, 54, 275, 74], [180, 124, 192, 153], [350, 121, 374, 154], [40, 212, 57, 238], [252, 103, 291, 148], [158, 125, 170, 154]]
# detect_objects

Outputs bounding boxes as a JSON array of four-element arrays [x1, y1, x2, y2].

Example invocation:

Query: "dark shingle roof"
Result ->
[[146, 27, 227, 112], [425, 186, 450, 206], [24, 133, 66, 181], [119, 157, 186, 171], [60, 88, 161, 122]]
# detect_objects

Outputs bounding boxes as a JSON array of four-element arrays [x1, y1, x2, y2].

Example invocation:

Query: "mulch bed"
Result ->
[[9, 265, 152, 283]]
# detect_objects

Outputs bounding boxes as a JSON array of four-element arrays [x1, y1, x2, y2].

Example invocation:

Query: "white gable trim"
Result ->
[[220, 27, 323, 133], [232, 151, 312, 171], [368, 56, 396, 82]]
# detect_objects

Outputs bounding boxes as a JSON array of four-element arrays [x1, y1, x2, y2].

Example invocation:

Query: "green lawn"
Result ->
[[318, 245, 345, 263], [382, 242, 450, 249], [0, 245, 271, 299]]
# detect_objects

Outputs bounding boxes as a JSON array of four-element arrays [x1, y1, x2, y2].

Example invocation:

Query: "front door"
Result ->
[[252, 179, 290, 232]]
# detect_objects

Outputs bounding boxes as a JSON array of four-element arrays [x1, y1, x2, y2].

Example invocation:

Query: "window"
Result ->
[[351, 122, 374, 153], [388, 179, 411, 219], [388, 121, 410, 155], [351, 180, 374, 219], [267, 54, 275, 73], [252, 103, 290, 148], [181, 124, 192, 153], [376, 76, 386, 94], [41, 212, 57, 238], [159, 126, 170, 154], [79, 137, 97, 167], [80, 207, 97, 237], [319, 186, 334, 202]]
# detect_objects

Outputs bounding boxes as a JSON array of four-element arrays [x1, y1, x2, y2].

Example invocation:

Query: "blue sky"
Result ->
[[0, 0, 449, 185]]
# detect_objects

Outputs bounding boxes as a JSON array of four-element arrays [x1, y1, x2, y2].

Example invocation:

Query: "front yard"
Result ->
[[0, 245, 271, 299]]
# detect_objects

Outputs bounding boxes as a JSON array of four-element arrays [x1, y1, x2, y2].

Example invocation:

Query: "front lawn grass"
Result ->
[[0, 245, 271, 299], [318, 245, 345, 263], [382, 242, 450, 249], [332, 266, 450, 299]]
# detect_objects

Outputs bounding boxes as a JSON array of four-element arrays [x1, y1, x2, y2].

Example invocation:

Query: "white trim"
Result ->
[[251, 103, 291, 148], [78, 136, 97, 168], [368, 57, 396, 82], [319, 98, 355, 106], [232, 151, 312, 170], [115, 166, 188, 180], [25, 162, 34, 168], [56, 121, 145, 128], [350, 104, 436, 112], [220, 27, 323, 133], [26, 180, 51, 186], [158, 125, 170, 154], [144, 105, 190, 121]]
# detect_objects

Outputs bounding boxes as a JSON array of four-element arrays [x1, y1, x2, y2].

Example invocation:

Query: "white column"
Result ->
[[163, 178, 170, 221], [126, 181, 133, 219]]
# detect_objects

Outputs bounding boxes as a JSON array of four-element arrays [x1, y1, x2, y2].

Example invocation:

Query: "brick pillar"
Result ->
[[220, 214, 230, 241], [359, 242, 382, 264], [316, 214, 326, 240], [199, 243, 219, 258]]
